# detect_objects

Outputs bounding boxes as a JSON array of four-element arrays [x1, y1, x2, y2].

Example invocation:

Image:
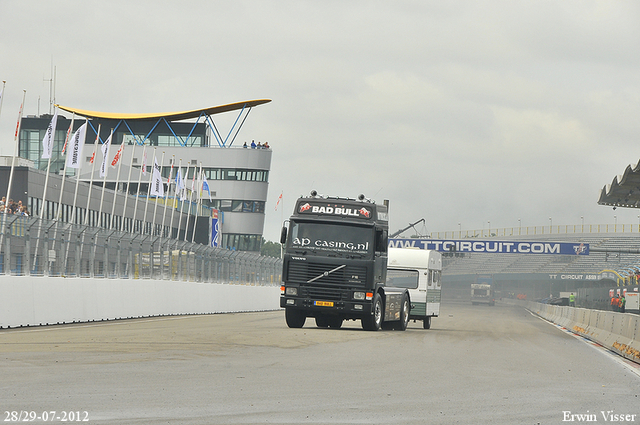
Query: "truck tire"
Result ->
[[285, 308, 306, 328], [423, 316, 431, 329], [394, 293, 410, 331], [327, 316, 344, 329], [361, 293, 383, 331], [315, 315, 329, 328]]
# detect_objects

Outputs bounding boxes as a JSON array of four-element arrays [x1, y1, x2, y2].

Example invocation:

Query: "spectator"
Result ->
[[243, 142, 248, 148], [620, 294, 626, 313], [264, 142, 270, 149], [250, 140, 256, 149]]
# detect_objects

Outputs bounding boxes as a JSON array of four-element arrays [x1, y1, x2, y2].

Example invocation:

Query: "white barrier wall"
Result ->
[[0, 276, 281, 328], [527, 302, 640, 365]]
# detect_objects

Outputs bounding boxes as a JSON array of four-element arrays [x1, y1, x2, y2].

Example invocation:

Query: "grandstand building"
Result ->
[[9, 100, 272, 251]]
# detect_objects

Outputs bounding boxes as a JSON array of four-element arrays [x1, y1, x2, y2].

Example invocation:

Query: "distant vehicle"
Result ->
[[625, 291, 639, 314], [387, 248, 442, 329], [279, 191, 411, 331], [471, 274, 495, 306]]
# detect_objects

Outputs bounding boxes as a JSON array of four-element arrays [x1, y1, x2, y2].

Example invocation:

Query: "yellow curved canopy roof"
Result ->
[[55, 99, 271, 121]]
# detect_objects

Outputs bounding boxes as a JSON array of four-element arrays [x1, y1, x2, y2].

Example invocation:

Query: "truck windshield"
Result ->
[[288, 221, 373, 257]]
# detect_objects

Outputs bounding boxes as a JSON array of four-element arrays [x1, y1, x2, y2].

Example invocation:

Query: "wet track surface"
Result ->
[[1, 300, 639, 424]]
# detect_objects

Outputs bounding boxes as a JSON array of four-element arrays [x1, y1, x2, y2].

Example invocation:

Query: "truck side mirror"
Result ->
[[280, 226, 288, 244]]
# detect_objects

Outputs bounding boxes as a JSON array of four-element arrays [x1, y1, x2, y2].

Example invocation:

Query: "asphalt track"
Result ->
[[1, 301, 639, 424]]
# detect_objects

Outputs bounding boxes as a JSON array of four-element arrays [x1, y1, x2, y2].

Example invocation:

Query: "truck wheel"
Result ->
[[285, 308, 306, 328], [361, 293, 383, 331], [423, 316, 431, 329], [394, 294, 410, 331], [315, 315, 329, 328], [327, 316, 343, 329]]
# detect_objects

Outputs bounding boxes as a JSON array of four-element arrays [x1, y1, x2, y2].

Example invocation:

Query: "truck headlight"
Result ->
[[353, 291, 365, 300], [285, 287, 298, 296]]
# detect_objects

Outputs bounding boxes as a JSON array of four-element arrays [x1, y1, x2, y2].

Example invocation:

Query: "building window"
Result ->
[[222, 233, 261, 251], [202, 168, 268, 182]]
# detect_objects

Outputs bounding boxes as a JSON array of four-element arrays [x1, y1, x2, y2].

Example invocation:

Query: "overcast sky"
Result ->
[[1, 1, 640, 242]]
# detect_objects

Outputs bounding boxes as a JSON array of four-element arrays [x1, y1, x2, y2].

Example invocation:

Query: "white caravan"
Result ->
[[386, 248, 442, 329]]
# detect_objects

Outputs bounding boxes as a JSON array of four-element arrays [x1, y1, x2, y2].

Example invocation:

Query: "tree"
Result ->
[[261, 238, 282, 258]]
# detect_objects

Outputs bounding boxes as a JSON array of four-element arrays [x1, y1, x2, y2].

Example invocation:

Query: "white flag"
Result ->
[[66, 121, 87, 169], [175, 167, 185, 200], [41, 109, 58, 159], [150, 157, 164, 197], [99, 133, 112, 178]]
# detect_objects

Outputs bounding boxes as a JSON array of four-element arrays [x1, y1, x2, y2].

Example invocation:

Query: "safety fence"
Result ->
[[0, 214, 282, 285], [526, 301, 640, 365]]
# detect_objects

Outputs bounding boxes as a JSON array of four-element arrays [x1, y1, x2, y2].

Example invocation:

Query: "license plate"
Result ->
[[314, 301, 334, 307]]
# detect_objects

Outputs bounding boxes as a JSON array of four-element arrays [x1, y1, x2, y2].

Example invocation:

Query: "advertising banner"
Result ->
[[210, 209, 220, 247], [389, 238, 589, 255]]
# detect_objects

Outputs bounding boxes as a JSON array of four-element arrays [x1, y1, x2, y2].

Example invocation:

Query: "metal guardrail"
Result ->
[[0, 215, 282, 285]]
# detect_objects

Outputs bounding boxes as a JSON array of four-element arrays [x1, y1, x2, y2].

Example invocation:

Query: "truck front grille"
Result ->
[[288, 262, 367, 287]]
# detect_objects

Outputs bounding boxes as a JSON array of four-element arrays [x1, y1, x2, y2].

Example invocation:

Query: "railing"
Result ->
[[430, 224, 640, 240], [0, 214, 282, 285]]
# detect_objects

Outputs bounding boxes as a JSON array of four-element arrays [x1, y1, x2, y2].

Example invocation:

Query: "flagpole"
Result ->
[[69, 121, 89, 225], [150, 151, 165, 236], [38, 106, 59, 218], [83, 124, 101, 226], [120, 144, 136, 232], [78, 124, 100, 273], [5, 89, 25, 213], [142, 148, 156, 234], [55, 113, 75, 220], [184, 164, 196, 242], [50, 113, 75, 267], [190, 163, 203, 243], [160, 155, 174, 238], [279, 191, 284, 258], [176, 162, 189, 241], [109, 142, 126, 230], [169, 159, 182, 239], [97, 128, 113, 229], [0, 81, 6, 125], [33, 106, 58, 269], [185, 164, 196, 242], [131, 146, 147, 233], [65, 119, 88, 272], [1, 89, 25, 252]]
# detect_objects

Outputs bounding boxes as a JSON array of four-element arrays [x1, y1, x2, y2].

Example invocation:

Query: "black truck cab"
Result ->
[[280, 191, 409, 331]]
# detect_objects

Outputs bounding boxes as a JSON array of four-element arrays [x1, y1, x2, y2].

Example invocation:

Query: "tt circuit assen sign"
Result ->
[[389, 238, 589, 255]]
